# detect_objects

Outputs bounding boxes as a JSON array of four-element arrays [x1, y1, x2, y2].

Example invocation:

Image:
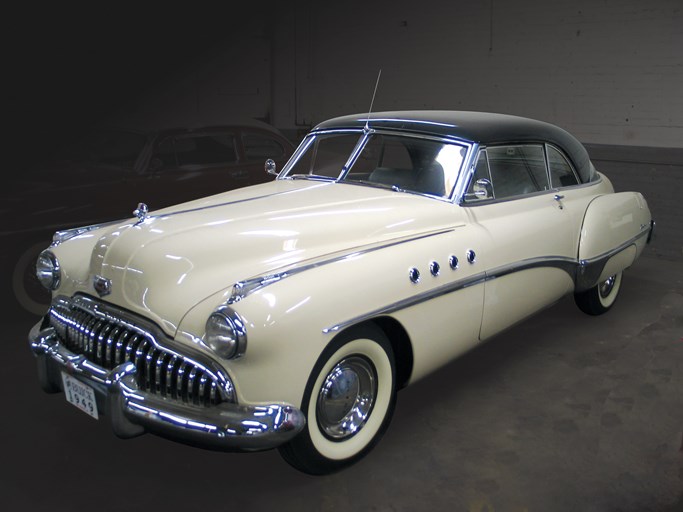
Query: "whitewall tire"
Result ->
[[575, 271, 623, 315], [279, 324, 396, 474]]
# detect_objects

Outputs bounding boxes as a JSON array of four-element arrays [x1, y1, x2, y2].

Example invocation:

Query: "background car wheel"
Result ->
[[574, 271, 623, 315], [12, 240, 52, 315], [278, 323, 396, 475]]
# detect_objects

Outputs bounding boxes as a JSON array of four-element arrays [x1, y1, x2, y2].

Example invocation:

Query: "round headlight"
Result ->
[[205, 307, 247, 359], [35, 250, 61, 290]]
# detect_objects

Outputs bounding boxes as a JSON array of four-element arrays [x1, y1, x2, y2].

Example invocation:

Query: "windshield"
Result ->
[[282, 131, 468, 199]]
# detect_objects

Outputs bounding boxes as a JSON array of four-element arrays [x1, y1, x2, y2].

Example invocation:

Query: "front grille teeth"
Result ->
[[49, 299, 225, 407]]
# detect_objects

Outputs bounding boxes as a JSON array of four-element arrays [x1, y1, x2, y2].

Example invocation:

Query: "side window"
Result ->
[[547, 146, 579, 187], [152, 134, 238, 170], [465, 151, 494, 202], [243, 133, 285, 160], [175, 134, 238, 167], [487, 145, 548, 199], [154, 137, 178, 168]]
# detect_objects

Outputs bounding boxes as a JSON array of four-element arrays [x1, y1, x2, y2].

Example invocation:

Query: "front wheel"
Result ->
[[279, 324, 396, 475], [575, 271, 623, 315]]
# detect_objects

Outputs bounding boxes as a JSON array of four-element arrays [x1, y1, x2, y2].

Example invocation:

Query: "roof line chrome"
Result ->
[[228, 228, 456, 304], [360, 118, 458, 129]]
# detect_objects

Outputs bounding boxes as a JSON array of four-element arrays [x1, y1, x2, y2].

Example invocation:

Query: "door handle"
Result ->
[[553, 194, 565, 209]]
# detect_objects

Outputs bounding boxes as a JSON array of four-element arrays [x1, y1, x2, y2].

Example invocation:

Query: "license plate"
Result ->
[[61, 373, 99, 420]]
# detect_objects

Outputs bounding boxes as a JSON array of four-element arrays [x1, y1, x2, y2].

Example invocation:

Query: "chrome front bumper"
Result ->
[[29, 322, 305, 452]]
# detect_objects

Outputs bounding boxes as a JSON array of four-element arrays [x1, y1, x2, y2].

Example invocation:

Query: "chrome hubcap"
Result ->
[[317, 356, 377, 440], [599, 275, 617, 298]]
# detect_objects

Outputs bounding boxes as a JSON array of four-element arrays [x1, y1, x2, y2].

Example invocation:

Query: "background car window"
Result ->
[[58, 129, 146, 170], [487, 145, 548, 199], [243, 133, 285, 160], [547, 145, 579, 187], [465, 151, 494, 202], [175, 134, 237, 166]]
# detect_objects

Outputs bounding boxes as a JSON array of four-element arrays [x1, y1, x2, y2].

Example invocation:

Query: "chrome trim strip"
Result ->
[[576, 224, 652, 291], [229, 228, 456, 303], [579, 225, 650, 266], [29, 323, 305, 451], [647, 220, 655, 244], [51, 219, 125, 246], [323, 271, 488, 334], [322, 254, 602, 334], [149, 186, 323, 221], [486, 256, 577, 282]]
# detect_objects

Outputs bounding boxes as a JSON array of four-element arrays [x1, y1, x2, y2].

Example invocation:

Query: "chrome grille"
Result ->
[[49, 297, 226, 406]]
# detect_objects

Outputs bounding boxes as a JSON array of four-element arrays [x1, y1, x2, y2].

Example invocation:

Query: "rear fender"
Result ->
[[576, 192, 651, 291]]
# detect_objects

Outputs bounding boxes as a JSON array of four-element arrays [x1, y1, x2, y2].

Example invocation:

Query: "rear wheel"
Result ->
[[279, 324, 396, 474], [575, 271, 623, 315]]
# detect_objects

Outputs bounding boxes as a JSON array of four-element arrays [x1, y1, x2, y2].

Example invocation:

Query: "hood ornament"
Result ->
[[133, 202, 149, 224]]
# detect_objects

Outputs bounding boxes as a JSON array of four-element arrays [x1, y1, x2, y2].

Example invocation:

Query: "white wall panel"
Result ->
[[272, 0, 683, 147]]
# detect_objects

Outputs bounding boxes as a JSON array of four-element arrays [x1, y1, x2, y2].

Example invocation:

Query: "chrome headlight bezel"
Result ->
[[204, 306, 247, 359], [36, 250, 61, 290]]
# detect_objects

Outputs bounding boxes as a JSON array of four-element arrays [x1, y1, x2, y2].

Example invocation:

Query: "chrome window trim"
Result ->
[[545, 143, 581, 188], [278, 129, 364, 179], [228, 228, 455, 304], [459, 143, 604, 207], [279, 128, 474, 202]]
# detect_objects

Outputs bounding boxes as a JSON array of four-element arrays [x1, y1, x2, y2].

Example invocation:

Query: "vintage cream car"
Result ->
[[29, 111, 653, 474]]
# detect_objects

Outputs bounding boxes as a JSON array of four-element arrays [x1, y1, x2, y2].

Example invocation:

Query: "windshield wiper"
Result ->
[[287, 174, 335, 181]]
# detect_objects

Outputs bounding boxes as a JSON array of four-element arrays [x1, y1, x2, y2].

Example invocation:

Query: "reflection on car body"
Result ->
[[27, 111, 653, 474]]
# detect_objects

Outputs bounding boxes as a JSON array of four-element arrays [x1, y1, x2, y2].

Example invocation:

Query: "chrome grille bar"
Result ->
[[48, 296, 233, 406]]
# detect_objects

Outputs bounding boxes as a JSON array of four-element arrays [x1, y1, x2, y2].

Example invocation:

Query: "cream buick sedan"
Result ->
[[29, 111, 653, 474]]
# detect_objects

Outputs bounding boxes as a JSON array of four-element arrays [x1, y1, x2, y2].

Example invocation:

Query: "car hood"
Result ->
[[86, 180, 461, 333]]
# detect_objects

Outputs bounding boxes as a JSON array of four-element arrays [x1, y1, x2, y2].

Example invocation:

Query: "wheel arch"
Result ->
[[335, 316, 414, 391]]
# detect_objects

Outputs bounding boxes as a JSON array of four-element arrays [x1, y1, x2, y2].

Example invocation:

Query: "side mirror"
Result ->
[[474, 178, 493, 198], [265, 158, 278, 176], [464, 178, 493, 201]]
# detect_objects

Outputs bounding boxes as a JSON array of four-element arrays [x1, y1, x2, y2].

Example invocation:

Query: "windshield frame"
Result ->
[[278, 128, 475, 202]]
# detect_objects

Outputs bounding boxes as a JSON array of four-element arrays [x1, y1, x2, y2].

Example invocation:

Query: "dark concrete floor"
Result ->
[[3, 255, 682, 511]]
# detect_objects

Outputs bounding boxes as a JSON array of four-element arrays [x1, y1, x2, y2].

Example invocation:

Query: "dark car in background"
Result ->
[[5, 121, 295, 314]]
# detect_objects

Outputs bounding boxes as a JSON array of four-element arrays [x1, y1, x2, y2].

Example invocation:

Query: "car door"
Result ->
[[461, 145, 578, 340]]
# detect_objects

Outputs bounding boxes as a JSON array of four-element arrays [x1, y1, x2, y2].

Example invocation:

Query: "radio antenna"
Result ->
[[364, 69, 382, 132]]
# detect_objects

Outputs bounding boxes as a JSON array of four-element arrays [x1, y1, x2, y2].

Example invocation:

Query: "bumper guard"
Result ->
[[29, 322, 305, 452]]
